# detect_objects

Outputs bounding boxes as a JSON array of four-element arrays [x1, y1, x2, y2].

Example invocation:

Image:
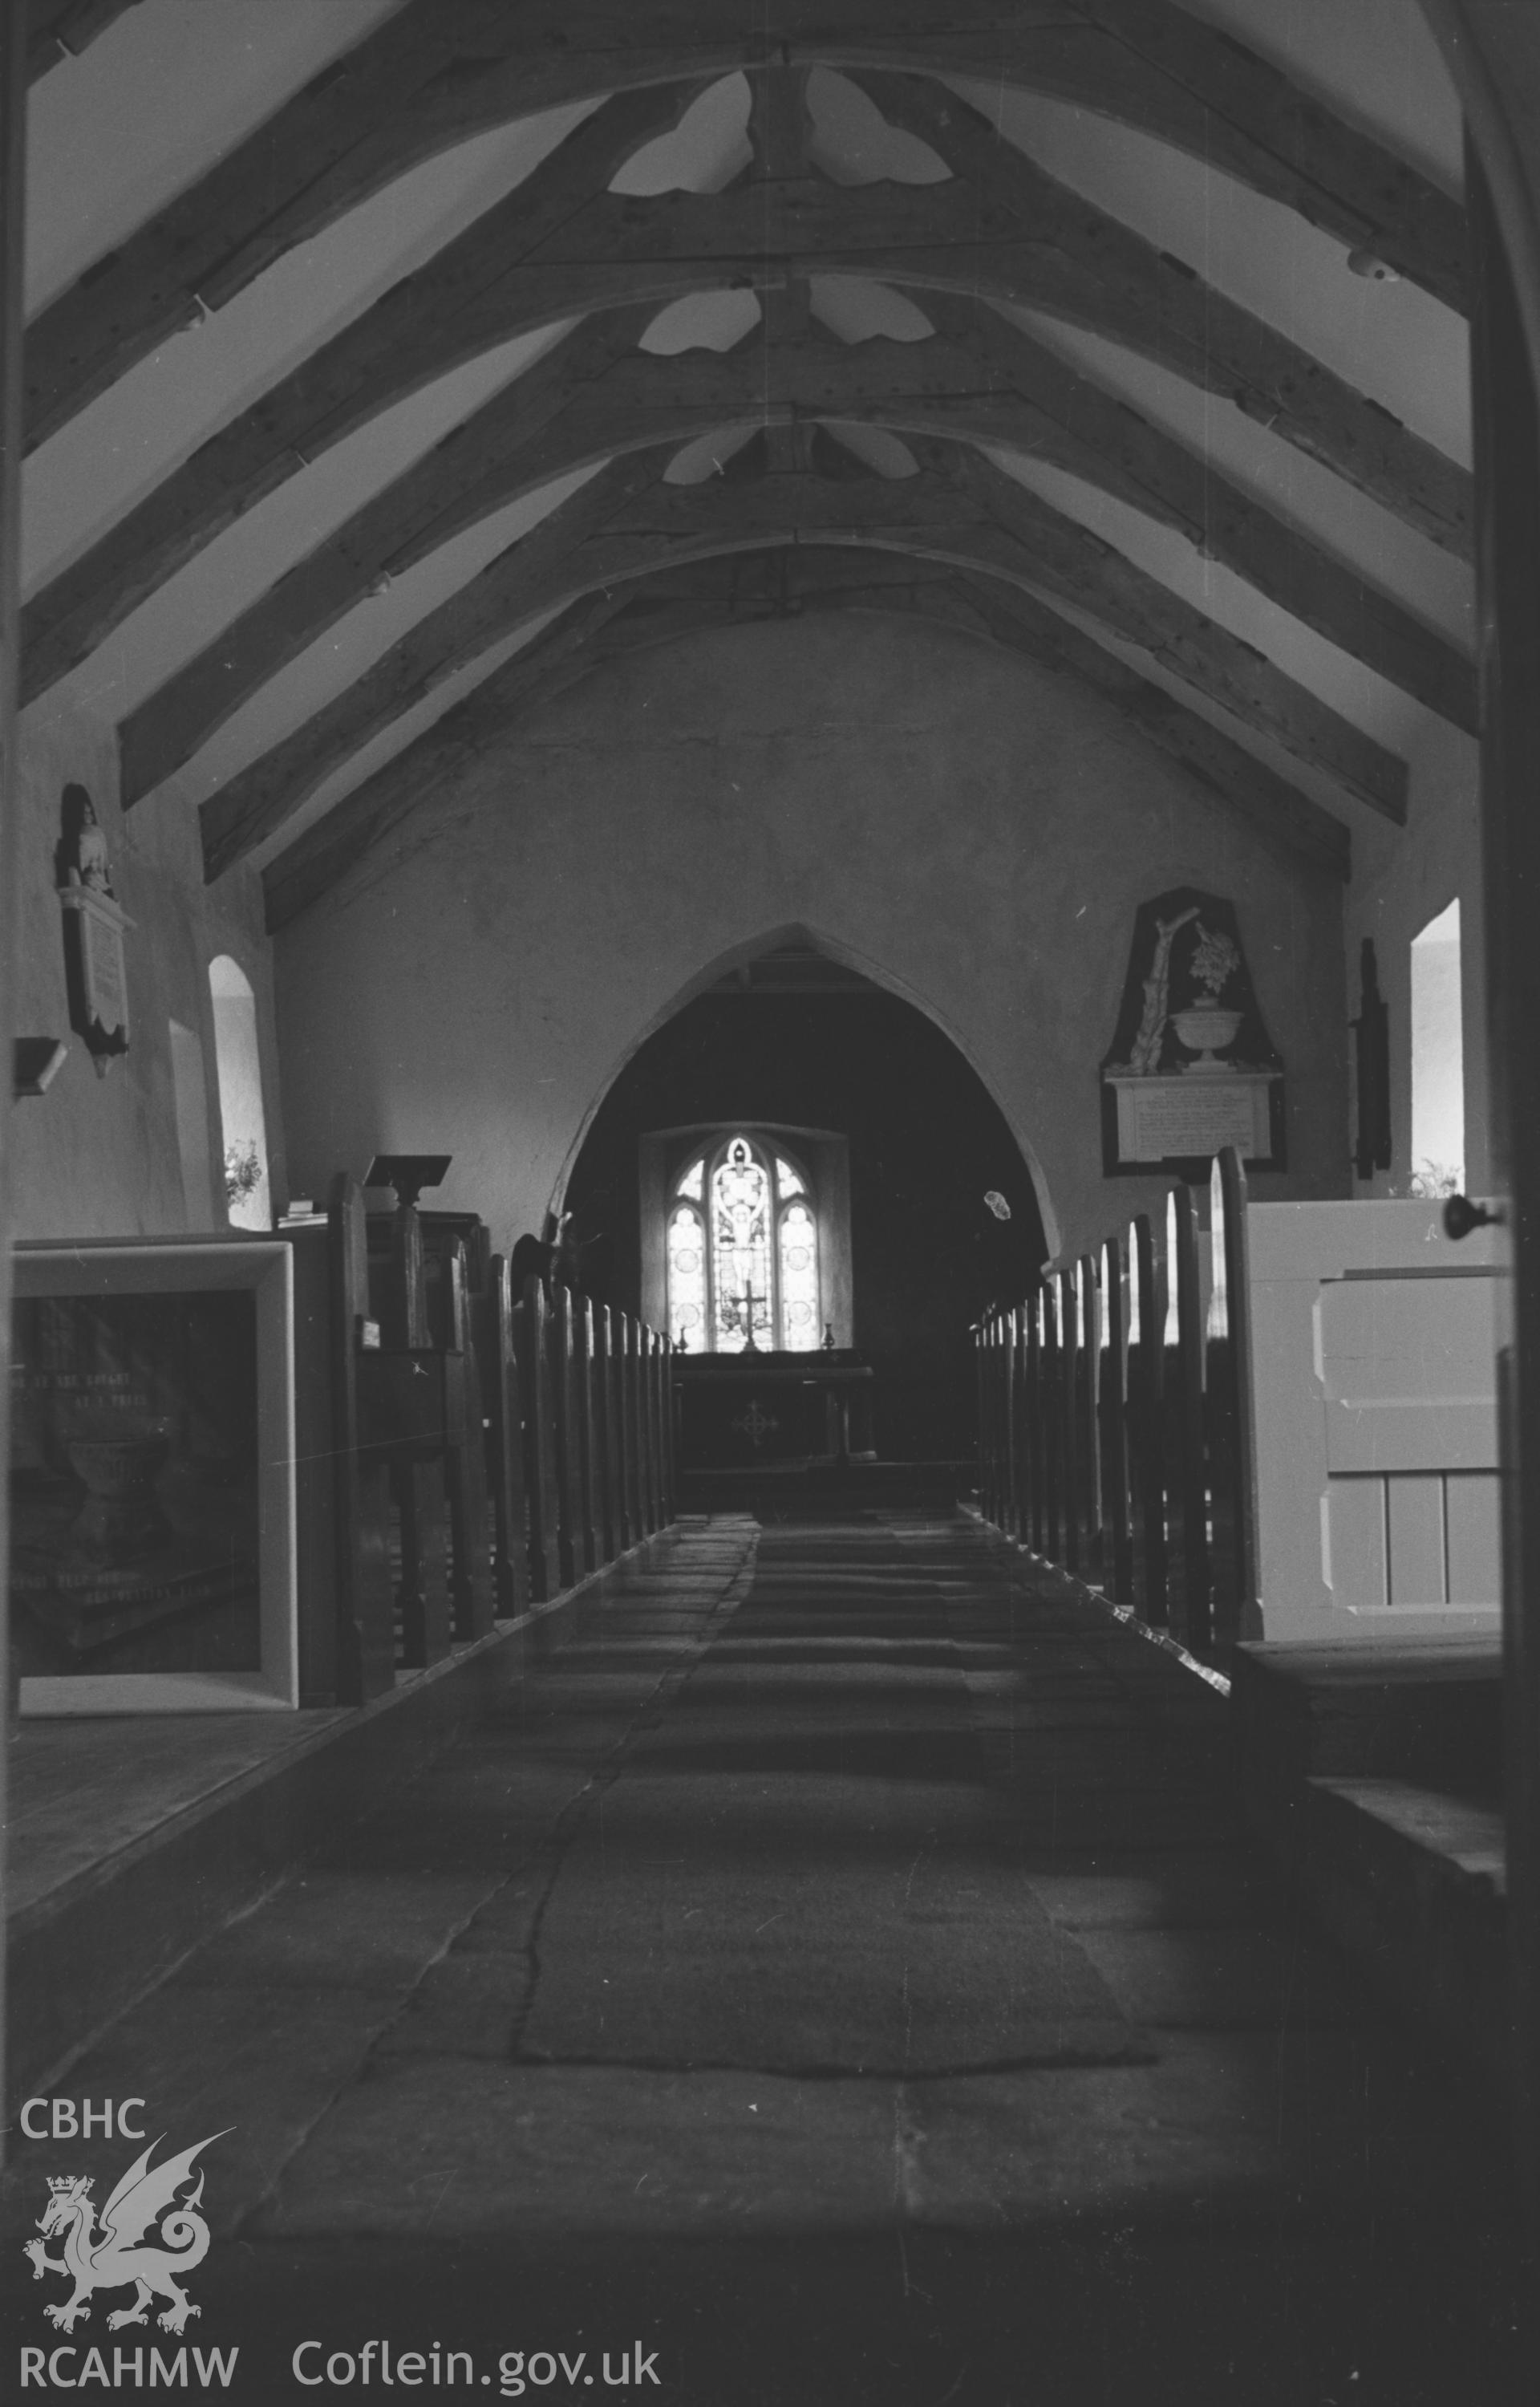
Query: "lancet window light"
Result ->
[[667, 1134, 821, 1353]]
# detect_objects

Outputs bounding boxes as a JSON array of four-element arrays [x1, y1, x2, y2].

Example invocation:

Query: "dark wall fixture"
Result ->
[[13, 1038, 67, 1098]]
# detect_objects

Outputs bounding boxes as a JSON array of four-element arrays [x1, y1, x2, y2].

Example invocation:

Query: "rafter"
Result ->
[[24, 1, 1463, 420], [837, 75, 1471, 554], [26, 0, 144, 81], [23, 299, 663, 708], [106, 300, 1473, 800], [29, 132, 1472, 712], [928, 438, 1408, 813], [1058, 0, 1463, 306], [929, 297, 1475, 730], [22, 75, 703, 453], [260, 546, 1350, 933], [261, 588, 646, 932], [200, 440, 1403, 883], [90, 175, 1469, 558], [197, 444, 680, 880], [609, 450, 1409, 809]]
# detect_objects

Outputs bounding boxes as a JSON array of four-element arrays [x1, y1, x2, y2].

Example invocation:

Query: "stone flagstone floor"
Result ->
[[2, 1512, 1525, 2405]]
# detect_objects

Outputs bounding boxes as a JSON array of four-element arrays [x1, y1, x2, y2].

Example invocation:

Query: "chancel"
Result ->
[[3, 3, 1540, 2396]]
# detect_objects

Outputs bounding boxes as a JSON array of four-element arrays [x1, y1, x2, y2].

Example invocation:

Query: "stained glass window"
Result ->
[[667, 1132, 822, 1352], [778, 1200, 820, 1350], [711, 1139, 772, 1353], [667, 1204, 707, 1349]]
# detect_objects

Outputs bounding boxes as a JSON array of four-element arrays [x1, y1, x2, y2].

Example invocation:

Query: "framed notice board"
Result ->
[[10, 1242, 298, 1714]]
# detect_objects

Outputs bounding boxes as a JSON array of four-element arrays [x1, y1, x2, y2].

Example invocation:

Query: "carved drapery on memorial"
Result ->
[[55, 781, 133, 1077], [1100, 887, 1284, 1174]]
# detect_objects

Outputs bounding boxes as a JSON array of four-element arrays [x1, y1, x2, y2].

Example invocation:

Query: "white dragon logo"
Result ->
[[24, 2129, 229, 2336]]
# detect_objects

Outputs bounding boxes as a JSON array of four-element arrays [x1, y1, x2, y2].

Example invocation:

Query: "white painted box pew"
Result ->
[[1246, 1200, 1503, 1642]]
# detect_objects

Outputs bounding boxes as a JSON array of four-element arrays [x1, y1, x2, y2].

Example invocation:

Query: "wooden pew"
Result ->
[[595, 1303, 619, 1563], [1077, 1254, 1104, 1583], [1040, 1279, 1063, 1563], [638, 1324, 658, 1540], [436, 1235, 495, 1644], [366, 1186, 451, 1669], [654, 1331, 670, 1528], [1164, 1183, 1210, 1652], [1058, 1268, 1082, 1577], [326, 1173, 396, 1704], [574, 1293, 601, 1578], [549, 1282, 578, 1591], [1127, 1212, 1169, 1628], [1003, 1306, 1019, 1540], [613, 1312, 634, 1553], [622, 1314, 645, 1549], [1206, 1149, 1261, 1646], [1099, 1232, 1134, 1606], [518, 1275, 562, 1603], [973, 1143, 1504, 1659], [330, 1184, 675, 1668], [484, 1253, 532, 1618], [1025, 1290, 1045, 1556], [978, 1313, 998, 1528], [656, 1332, 676, 1526]]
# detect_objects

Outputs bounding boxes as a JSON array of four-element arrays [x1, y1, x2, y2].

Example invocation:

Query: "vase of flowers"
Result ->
[[1171, 923, 1242, 1070], [224, 1139, 264, 1208]]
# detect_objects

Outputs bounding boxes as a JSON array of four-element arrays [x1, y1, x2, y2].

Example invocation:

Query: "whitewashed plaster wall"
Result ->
[[10, 692, 284, 1240], [274, 613, 1349, 1266]]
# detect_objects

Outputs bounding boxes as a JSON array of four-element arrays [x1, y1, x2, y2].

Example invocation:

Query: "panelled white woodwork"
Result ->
[[1248, 1200, 1503, 1639]]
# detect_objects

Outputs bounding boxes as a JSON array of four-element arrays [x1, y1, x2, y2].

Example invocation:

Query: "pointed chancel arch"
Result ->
[[558, 927, 1053, 1459], [552, 923, 1061, 1267]]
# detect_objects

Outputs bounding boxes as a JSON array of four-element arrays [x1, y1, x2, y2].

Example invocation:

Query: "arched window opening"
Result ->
[[209, 956, 271, 1232], [667, 1133, 822, 1352], [1409, 899, 1464, 1197]]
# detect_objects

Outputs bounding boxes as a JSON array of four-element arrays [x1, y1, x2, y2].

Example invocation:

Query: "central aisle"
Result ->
[[515, 1520, 1146, 2077], [6, 1513, 1521, 2405]]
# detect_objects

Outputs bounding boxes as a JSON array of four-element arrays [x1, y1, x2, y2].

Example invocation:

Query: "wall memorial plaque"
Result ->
[[1100, 887, 1284, 1175], [10, 1242, 298, 1713], [55, 781, 133, 1075]]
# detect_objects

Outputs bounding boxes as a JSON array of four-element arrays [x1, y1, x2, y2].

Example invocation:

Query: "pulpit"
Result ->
[[675, 1350, 875, 1471]]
